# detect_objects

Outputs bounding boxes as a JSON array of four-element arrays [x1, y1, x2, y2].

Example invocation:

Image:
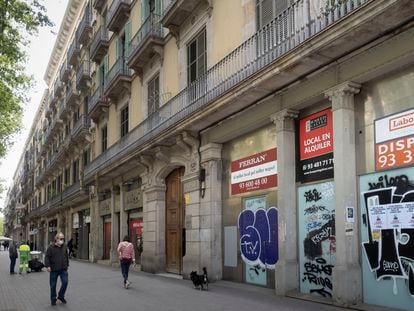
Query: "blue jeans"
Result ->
[[10, 257, 17, 273], [120, 261, 131, 284], [50, 270, 68, 302]]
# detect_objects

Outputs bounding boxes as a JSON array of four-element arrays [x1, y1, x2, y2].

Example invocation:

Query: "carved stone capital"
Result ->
[[325, 82, 361, 111], [200, 143, 222, 163], [270, 109, 299, 133]]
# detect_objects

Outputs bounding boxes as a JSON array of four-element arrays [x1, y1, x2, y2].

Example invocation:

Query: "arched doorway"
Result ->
[[165, 167, 185, 274]]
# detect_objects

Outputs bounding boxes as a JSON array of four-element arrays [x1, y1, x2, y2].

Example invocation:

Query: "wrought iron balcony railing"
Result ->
[[85, 0, 370, 179], [60, 59, 71, 82], [77, 6, 93, 46], [127, 13, 164, 71], [76, 60, 91, 91], [68, 40, 80, 66], [107, 0, 132, 32], [90, 26, 109, 63], [104, 57, 132, 98]]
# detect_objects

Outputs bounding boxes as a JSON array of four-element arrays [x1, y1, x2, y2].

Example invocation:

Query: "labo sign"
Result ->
[[375, 109, 414, 171]]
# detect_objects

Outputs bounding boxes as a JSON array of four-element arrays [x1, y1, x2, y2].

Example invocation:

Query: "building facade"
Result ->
[[4, 0, 414, 310]]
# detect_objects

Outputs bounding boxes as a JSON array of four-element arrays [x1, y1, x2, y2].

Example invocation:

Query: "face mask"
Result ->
[[57, 240, 64, 246]]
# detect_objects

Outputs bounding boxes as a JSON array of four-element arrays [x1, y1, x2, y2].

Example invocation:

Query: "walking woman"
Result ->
[[117, 235, 135, 289]]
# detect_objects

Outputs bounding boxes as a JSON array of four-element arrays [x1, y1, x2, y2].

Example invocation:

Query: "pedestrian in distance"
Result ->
[[9, 241, 18, 274], [4, 241, 9, 251], [18, 242, 30, 274], [45, 232, 69, 306], [117, 235, 135, 289], [67, 238, 74, 258]]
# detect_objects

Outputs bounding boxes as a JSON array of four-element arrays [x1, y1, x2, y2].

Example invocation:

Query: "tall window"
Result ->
[[120, 106, 129, 137], [256, 0, 288, 29], [64, 167, 70, 186], [187, 29, 206, 85], [148, 75, 159, 115], [72, 159, 79, 184], [101, 125, 108, 152]]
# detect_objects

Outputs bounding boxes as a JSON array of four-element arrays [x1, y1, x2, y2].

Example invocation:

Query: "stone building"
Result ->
[[4, 0, 414, 310]]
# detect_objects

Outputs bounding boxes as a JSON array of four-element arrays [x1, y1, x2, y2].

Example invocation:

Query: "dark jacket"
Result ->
[[45, 244, 69, 272], [9, 242, 18, 258]]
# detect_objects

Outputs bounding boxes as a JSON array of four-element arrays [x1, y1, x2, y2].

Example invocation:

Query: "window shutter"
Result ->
[[104, 55, 109, 76], [141, 0, 149, 23], [125, 20, 131, 57], [115, 38, 120, 60], [261, 0, 273, 28]]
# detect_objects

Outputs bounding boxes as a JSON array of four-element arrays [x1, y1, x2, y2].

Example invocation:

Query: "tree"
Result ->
[[0, 216, 3, 235], [0, 0, 53, 158]]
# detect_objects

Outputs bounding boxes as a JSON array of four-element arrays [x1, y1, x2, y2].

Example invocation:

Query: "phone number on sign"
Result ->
[[239, 177, 269, 189]]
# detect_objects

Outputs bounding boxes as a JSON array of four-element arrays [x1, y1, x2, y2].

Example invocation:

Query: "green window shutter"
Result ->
[[156, 0, 162, 16], [125, 20, 131, 56], [141, 0, 149, 23], [104, 55, 109, 76], [115, 38, 120, 60]]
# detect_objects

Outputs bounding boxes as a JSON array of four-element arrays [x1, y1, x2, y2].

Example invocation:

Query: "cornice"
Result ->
[[43, 0, 84, 86]]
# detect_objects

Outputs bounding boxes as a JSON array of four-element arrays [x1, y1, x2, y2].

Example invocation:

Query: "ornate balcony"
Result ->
[[54, 80, 64, 98], [127, 13, 164, 75], [88, 86, 109, 121], [71, 115, 91, 144], [86, 0, 398, 182], [76, 60, 91, 92], [162, 0, 209, 31], [68, 40, 80, 66], [90, 26, 109, 63], [59, 100, 71, 120], [107, 0, 132, 32], [76, 6, 93, 46], [93, 0, 106, 13], [60, 59, 71, 83], [104, 57, 132, 99], [45, 106, 52, 118], [66, 84, 81, 109]]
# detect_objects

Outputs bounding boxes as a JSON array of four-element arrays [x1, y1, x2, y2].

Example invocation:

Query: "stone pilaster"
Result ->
[[119, 183, 128, 241], [90, 187, 102, 262], [325, 81, 362, 307], [196, 143, 223, 281], [110, 186, 120, 264], [270, 108, 299, 296], [140, 173, 166, 273]]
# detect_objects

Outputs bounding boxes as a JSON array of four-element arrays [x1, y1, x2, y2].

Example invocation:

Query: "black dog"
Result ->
[[190, 267, 209, 290]]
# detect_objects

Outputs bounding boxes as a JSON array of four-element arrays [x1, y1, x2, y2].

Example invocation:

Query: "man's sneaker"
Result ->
[[51, 300, 57, 306], [125, 280, 130, 289], [58, 297, 67, 304]]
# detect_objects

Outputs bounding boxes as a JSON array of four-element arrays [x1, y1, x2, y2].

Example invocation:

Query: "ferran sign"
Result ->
[[375, 108, 414, 171], [231, 149, 277, 195], [298, 109, 334, 183]]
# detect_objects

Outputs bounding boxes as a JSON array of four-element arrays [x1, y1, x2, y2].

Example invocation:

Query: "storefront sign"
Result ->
[[130, 218, 143, 235], [375, 108, 414, 171], [73, 213, 79, 229], [99, 199, 111, 216], [125, 189, 143, 211], [298, 109, 334, 183], [231, 149, 277, 195]]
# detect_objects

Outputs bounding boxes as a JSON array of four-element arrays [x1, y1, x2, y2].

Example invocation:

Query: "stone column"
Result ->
[[119, 183, 128, 241], [67, 208, 73, 240], [270, 109, 299, 296], [140, 174, 166, 273], [182, 143, 223, 281], [110, 186, 120, 264], [90, 184, 102, 262], [325, 81, 362, 307]]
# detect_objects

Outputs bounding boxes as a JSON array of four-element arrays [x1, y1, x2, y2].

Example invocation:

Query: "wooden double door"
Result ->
[[165, 167, 185, 274]]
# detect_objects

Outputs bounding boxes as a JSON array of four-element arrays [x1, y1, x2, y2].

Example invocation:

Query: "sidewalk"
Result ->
[[0, 251, 390, 311]]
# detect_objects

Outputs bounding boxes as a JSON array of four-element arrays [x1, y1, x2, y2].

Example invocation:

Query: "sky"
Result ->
[[0, 0, 69, 215]]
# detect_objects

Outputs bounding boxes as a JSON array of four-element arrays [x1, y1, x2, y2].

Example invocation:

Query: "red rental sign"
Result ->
[[299, 108, 333, 160], [231, 149, 277, 195]]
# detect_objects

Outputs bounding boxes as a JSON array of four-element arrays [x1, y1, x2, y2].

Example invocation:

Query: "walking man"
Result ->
[[117, 235, 135, 289], [18, 242, 30, 274], [9, 241, 18, 274], [45, 232, 69, 306]]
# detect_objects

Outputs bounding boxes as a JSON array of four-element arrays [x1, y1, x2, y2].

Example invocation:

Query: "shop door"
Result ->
[[165, 167, 185, 274], [103, 221, 111, 260]]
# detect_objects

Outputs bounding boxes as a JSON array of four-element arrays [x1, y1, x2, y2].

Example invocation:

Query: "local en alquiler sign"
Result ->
[[375, 108, 414, 171], [298, 108, 334, 183], [231, 149, 277, 195], [367, 202, 414, 230]]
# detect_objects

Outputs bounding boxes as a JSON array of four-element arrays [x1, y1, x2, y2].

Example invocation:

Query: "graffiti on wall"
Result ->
[[299, 182, 335, 298], [238, 206, 278, 269], [361, 171, 414, 297]]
